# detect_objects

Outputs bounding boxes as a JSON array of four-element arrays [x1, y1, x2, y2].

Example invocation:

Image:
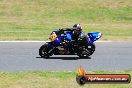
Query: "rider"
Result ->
[[59, 24, 89, 45], [51, 24, 89, 54]]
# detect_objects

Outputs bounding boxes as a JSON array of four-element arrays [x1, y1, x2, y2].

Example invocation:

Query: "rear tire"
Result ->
[[77, 44, 95, 58], [87, 43, 95, 56]]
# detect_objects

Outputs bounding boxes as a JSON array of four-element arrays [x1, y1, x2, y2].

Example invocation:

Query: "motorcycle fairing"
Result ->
[[88, 32, 102, 44]]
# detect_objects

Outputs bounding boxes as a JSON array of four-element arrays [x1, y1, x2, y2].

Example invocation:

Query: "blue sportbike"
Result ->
[[39, 30, 102, 58]]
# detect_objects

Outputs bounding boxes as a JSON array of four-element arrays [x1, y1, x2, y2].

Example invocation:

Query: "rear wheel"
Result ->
[[87, 43, 95, 56], [39, 44, 53, 58], [77, 44, 95, 58]]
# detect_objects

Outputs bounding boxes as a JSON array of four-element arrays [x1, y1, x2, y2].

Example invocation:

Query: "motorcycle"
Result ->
[[39, 30, 102, 58]]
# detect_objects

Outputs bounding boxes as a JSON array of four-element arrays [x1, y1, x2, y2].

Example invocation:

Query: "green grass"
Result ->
[[0, 0, 132, 41], [0, 71, 132, 88]]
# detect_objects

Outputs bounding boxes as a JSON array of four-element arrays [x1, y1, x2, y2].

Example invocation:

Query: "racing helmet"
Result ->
[[73, 24, 82, 35]]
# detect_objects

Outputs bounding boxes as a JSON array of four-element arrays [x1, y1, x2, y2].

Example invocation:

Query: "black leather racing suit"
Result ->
[[54, 28, 89, 46]]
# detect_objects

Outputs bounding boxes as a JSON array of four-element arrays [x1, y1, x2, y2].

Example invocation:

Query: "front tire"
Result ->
[[39, 44, 52, 58]]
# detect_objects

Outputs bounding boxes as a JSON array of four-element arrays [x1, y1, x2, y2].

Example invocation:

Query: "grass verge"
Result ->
[[0, 71, 132, 88], [0, 0, 131, 41]]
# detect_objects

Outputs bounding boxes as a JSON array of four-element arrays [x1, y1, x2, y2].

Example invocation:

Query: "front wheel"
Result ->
[[77, 44, 95, 58], [39, 44, 53, 58]]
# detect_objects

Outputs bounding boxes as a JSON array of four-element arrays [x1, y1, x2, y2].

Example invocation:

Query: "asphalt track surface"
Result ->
[[0, 41, 132, 72]]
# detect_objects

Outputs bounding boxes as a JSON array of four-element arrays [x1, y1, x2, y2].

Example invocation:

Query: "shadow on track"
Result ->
[[36, 56, 91, 60]]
